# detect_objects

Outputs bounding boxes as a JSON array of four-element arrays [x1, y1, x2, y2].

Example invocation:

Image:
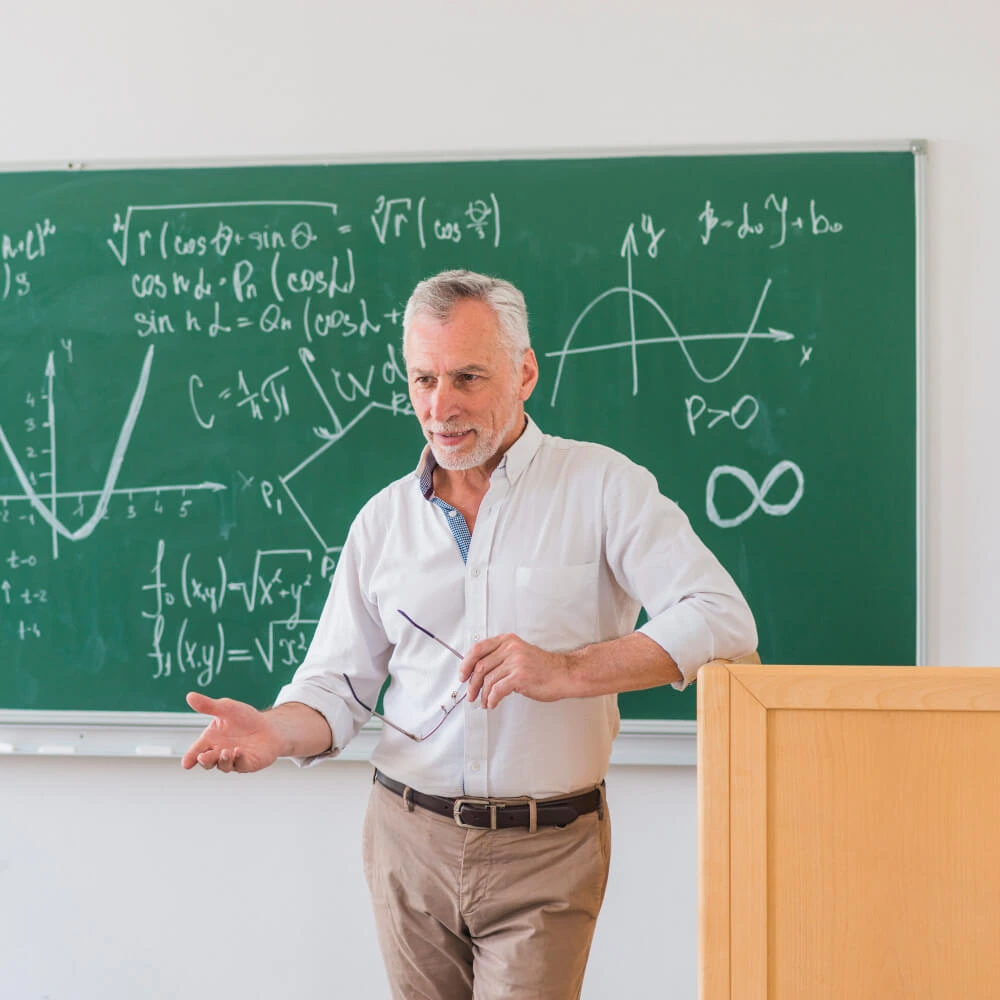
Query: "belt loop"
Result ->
[[403, 786, 415, 813], [597, 783, 606, 821], [528, 798, 538, 835]]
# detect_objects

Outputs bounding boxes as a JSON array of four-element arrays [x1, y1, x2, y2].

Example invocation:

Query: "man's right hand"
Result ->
[[181, 693, 287, 773]]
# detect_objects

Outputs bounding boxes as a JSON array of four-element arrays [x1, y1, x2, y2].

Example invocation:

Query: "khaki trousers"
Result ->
[[361, 778, 612, 1000]]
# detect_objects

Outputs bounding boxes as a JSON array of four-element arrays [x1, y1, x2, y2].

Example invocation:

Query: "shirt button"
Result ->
[[471, 567, 480, 578], [472, 632, 482, 641], [447, 509, 459, 518], [469, 762, 481, 773]]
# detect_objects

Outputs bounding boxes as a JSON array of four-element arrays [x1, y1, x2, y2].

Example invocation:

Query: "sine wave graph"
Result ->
[[547, 226, 793, 407]]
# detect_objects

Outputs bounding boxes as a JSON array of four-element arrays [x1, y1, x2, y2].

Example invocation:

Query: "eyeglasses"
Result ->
[[344, 609, 468, 742]]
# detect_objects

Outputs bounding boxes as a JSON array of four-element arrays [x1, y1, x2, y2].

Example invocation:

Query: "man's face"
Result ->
[[405, 298, 538, 473]]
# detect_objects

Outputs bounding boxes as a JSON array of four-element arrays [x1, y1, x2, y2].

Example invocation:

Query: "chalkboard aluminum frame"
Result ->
[[0, 140, 927, 763]]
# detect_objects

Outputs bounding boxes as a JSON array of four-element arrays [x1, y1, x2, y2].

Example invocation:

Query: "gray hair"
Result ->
[[402, 270, 531, 365]]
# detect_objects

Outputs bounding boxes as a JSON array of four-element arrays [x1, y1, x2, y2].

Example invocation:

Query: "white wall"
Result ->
[[0, 756, 696, 999], [2, 1, 999, 997]]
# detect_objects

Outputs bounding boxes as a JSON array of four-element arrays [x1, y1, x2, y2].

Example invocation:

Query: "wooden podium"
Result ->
[[698, 663, 1000, 999]]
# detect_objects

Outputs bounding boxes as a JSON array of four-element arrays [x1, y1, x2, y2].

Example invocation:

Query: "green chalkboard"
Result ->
[[0, 148, 920, 721]]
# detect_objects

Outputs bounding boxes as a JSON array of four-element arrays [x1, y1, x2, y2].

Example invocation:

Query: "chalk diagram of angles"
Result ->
[[546, 225, 795, 406], [0, 345, 224, 559], [280, 347, 417, 554]]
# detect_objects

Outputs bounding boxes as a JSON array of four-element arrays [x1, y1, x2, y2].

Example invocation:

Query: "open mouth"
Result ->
[[434, 430, 472, 447]]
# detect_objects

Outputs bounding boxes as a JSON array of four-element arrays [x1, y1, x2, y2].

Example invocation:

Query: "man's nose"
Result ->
[[428, 382, 459, 422]]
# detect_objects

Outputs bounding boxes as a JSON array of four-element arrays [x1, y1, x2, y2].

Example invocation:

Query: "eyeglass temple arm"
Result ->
[[343, 675, 374, 713], [344, 675, 424, 741], [396, 609, 464, 660]]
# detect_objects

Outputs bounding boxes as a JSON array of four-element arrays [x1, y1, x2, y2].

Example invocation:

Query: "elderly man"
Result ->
[[183, 269, 757, 999]]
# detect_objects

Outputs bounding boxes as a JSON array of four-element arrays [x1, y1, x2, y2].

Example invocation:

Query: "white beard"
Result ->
[[427, 406, 523, 471]]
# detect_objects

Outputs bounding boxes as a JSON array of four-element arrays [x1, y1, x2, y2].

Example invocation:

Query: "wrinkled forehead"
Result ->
[[403, 299, 507, 369]]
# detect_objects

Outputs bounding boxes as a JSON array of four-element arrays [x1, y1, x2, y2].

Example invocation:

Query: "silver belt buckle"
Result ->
[[453, 796, 496, 829]]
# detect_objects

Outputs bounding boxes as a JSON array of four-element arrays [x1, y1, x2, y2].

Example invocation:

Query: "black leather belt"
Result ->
[[374, 769, 604, 830]]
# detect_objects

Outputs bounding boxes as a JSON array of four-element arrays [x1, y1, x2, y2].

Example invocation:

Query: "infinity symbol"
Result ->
[[706, 460, 805, 528]]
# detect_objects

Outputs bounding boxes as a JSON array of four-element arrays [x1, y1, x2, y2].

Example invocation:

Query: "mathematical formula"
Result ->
[[142, 539, 323, 686], [1, 218, 57, 301]]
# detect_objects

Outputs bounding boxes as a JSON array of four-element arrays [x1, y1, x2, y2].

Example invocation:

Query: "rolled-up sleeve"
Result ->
[[603, 456, 758, 690]]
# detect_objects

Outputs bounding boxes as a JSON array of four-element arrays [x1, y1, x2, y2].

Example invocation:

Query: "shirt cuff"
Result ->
[[272, 682, 356, 768], [638, 601, 718, 692]]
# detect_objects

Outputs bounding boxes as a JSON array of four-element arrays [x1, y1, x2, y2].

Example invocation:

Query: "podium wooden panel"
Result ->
[[698, 664, 1000, 1000]]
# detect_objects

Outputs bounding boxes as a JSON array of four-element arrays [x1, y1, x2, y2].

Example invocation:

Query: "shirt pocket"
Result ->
[[514, 562, 601, 651]]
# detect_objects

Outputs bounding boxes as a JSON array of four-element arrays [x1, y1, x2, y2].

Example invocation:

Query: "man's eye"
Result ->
[[458, 373, 480, 383]]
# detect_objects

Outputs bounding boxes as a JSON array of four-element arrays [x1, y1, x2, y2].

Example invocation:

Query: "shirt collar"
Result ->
[[414, 414, 543, 500], [416, 446, 436, 500], [497, 414, 543, 485]]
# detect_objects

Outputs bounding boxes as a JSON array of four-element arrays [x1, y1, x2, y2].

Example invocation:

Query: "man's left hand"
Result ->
[[459, 634, 571, 709]]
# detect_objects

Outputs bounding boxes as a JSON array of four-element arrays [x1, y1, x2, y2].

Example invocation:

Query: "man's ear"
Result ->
[[519, 348, 540, 401]]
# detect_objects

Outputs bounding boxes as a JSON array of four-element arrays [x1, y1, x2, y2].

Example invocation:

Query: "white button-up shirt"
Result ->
[[275, 417, 756, 797]]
